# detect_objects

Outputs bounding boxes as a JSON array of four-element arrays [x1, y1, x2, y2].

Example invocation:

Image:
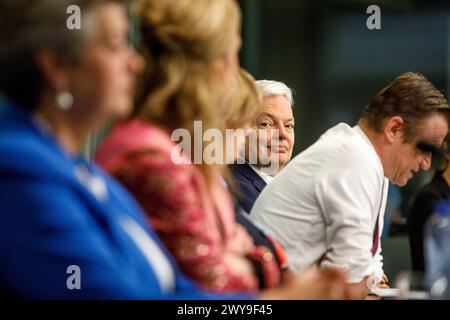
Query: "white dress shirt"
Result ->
[[249, 164, 274, 184], [250, 123, 388, 283]]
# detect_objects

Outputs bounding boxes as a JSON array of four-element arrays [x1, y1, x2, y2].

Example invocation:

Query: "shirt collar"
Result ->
[[353, 125, 376, 150], [353, 124, 385, 176], [248, 163, 274, 184], [236, 154, 275, 184]]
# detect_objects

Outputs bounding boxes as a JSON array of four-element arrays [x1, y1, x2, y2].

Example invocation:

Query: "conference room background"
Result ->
[[237, 0, 450, 280]]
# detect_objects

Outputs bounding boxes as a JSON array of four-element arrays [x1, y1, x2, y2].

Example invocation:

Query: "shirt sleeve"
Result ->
[[315, 151, 385, 283], [111, 149, 259, 293]]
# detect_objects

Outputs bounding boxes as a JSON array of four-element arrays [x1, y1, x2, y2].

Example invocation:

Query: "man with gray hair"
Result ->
[[231, 79, 295, 214]]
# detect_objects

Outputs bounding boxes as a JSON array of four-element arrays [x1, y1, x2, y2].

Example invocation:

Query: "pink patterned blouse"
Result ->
[[96, 119, 279, 293]]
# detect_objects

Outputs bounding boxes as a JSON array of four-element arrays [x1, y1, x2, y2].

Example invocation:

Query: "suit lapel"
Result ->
[[235, 162, 267, 192]]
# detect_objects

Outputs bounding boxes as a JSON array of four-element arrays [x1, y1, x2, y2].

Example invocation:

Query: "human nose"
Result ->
[[276, 123, 288, 140]]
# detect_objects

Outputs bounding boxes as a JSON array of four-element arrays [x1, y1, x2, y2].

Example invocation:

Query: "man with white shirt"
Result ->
[[231, 79, 295, 214], [250, 72, 450, 293]]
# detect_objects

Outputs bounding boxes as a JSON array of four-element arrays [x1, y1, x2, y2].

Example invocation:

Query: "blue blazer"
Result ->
[[0, 101, 250, 300], [230, 163, 267, 214]]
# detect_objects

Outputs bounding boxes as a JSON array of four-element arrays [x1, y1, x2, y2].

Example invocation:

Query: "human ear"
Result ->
[[383, 116, 404, 143], [35, 49, 70, 94]]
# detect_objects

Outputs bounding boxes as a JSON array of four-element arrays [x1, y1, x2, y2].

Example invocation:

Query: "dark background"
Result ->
[[238, 0, 450, 280]]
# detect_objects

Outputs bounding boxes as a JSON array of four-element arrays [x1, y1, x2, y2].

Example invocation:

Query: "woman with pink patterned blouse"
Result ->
[[96, 0, 279, 293]]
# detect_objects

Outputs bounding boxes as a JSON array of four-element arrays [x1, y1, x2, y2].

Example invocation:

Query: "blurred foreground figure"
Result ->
[[0, 0, 241, 299]]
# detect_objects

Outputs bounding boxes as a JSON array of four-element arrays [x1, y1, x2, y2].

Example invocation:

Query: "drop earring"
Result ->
[[56, 91, 74, 110]]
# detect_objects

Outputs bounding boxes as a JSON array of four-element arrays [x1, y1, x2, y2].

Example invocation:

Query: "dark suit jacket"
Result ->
[[409, 171, 450, 272], [228, 164, 281, 266], [234, 203, 280, 265], [230, 162, 267, 214]]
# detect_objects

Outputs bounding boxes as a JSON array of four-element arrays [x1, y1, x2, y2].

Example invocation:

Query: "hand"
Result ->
[[378, 273, 389, 288], [346, 276, 370, 299], [280, 268, 296, 285], [260, 267, 365, 300], [223, 253, 257, 278], [365, 294, 382, 300], [227, 225, 255, 254]]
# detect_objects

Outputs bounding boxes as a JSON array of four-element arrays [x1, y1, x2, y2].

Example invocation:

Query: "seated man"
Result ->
[[231, 80, 295, 213], [251, 72, 450, 290]]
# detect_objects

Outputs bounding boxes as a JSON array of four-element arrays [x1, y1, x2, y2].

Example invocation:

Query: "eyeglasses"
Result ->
[[416, 141, 443, 157]]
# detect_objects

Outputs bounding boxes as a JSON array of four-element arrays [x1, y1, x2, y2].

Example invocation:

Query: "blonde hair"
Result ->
[[224, 68, 261, 129], [223, 68, 260, 195], [133, 0, 241, 184], [134, 0, 240, 127]]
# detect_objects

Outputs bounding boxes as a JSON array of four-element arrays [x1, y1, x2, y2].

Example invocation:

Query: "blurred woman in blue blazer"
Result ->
[[0, 0, 248, 299]]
